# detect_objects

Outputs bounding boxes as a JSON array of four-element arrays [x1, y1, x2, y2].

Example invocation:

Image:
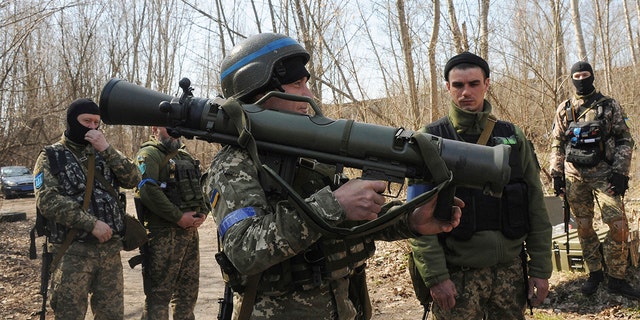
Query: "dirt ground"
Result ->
[[2, 193, 640, 320]]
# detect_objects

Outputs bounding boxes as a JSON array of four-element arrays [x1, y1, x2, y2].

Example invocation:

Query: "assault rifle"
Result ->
[[99, 78, 511, 235]]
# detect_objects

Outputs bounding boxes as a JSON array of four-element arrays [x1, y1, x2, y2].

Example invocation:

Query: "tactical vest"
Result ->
[[427, 118, 530, 240], [41, 143, 125, 242], [160, 151, 205, 210], [563, 93, 610, 167], [256, 153, 376, 295]]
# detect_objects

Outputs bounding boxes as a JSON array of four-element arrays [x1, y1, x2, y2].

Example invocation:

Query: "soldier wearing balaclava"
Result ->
[[571, 61, 596, 96], [550, 61, 637, 300]]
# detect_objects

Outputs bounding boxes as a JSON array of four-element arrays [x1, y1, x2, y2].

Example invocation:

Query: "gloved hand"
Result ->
[[609, 172, 629, 197], [553, 176, 565, 196]]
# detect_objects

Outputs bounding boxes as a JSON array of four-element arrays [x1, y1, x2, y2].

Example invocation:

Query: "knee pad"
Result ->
[[608, 218, 629, 243], [576, 217, 596, 238]]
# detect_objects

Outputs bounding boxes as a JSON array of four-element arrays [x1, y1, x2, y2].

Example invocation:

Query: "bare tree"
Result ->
[[446, 0, 467, 52], [479, 0, 489, 58], [622, 0, 637, 66], [428, 0, 440, 123], [396, 0, 420, 125], [570, 0, 589, 61], [593, 0, 613, 92]]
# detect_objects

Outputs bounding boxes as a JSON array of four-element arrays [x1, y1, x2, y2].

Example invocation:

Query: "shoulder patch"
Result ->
[[210, 189, 220, 209], [138, 163, 146, 175], [34, 171, 44, 189]]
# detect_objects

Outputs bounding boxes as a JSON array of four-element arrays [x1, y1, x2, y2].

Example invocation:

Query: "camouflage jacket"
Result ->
[[34, 136, 140, 240], [549, 91, 634, 180], [203, 145, 419, 278], [410, 101, 552, 288], [135, 136, 208, 228]]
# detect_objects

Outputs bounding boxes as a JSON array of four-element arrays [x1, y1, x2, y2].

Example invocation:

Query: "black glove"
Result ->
[[609, 173, 629, 197], [553, 176, 565, 196]]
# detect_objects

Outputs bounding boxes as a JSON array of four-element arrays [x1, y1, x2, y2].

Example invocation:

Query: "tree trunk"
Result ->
[[570, 0, 589, 61], [622, 0, 637, 66], [428, 0, 441, 123], [479, 0, 490, 58], [396, 0, 420, 124]]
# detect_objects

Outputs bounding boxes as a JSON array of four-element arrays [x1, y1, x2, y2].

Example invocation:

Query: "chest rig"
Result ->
[[563, 93, 610, 167], [256, 151, 375, 295], [427, 118, 530, 241], [42, 143, 125, 242], [160, 151, 204, 209]]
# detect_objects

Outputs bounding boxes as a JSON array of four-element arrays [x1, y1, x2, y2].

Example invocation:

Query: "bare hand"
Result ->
[[91, 220, 113, 243], [177, 211, 205, 229], [528, 277, 549, 307], [430, 279, 457, 311], [85, 129, 110, 152], [333, 179, 386, 221], [409, 195, 464, 235]]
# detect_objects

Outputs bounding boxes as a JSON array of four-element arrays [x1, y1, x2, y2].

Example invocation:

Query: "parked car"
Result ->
[[0, 165, 34, 199]]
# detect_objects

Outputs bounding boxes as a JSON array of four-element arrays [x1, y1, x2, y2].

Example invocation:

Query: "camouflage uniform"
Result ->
[[549, 91, 634, 278], [34, 136, 140, 320], [203, 145, 421, 320], [135, 136, 208, 320], [409, 101, 552, 320]]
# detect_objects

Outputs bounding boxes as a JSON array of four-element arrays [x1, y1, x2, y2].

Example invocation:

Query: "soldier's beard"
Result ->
[[160, 137, 181, 151]]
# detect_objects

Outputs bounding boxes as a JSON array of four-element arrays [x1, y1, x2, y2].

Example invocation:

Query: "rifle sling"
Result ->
[[476, 114, 497, 146], [49, 152, 95, 273], [220, 98, 263, 319]]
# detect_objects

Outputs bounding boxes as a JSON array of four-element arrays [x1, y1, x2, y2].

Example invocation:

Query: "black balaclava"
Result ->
[[64, 98, 100, 145], [570, 61, 595, 96]]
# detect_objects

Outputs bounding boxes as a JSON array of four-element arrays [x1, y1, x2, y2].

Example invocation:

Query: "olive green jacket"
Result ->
[[410, 101, 553, 288], [135, 137, 207, 228]]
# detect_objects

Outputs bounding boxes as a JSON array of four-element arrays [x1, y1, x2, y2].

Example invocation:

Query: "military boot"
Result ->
[[607, 277, 640, 300], [580, 270, 604, 295]]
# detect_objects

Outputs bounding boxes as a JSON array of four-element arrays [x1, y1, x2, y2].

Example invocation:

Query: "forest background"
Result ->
[[2, 0, 640, 319], [2, 0, 640, 198]]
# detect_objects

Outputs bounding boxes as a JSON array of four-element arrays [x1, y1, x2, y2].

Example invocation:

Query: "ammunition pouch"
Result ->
[[564, 121, 604, 167]]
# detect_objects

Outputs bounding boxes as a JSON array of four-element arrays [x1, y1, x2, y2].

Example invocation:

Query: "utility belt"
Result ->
[[217, 236, 375, 295], [564, 120, 605, 167]]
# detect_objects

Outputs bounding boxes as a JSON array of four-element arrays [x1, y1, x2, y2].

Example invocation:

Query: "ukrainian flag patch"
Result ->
[[210, 189, 220, 209]]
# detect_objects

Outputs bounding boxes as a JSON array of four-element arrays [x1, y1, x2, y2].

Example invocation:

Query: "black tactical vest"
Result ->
[[563, 93, 610, 167], [427, 118, 530, 240]]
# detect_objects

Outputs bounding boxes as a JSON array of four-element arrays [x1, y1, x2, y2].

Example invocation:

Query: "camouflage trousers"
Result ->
[[141, 227, 200, 320], [566, 176, 627, 278], [431, 257, 526, 320], [232, 277, 356, 320], [50, 238, 124, 320]]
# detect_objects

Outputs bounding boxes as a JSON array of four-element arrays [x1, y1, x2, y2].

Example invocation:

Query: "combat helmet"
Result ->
[[220, 33, 310, 102]]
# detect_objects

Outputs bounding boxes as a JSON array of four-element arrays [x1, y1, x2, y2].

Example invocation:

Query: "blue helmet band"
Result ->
[[220, 37, 299, 82]]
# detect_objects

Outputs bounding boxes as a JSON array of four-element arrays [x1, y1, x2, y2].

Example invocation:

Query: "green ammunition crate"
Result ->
[[551, 229, 608, 273]]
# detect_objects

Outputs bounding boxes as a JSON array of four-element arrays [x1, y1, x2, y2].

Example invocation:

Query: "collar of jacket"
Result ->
[[61, 135, 95, 156], [141, 135, 185, 153], [573, 89, 599, 101], [447, 99, 493, 135]]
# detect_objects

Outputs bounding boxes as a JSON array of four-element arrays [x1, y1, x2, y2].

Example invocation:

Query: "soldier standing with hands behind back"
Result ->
[[135, 126, 208, 319], [550, 61, 638, 299]]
